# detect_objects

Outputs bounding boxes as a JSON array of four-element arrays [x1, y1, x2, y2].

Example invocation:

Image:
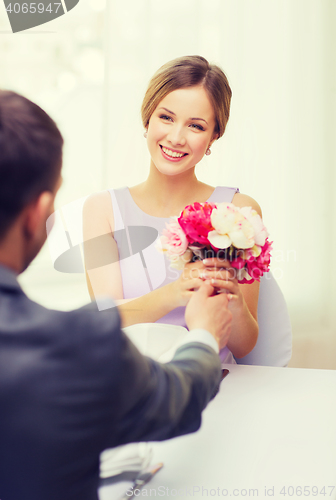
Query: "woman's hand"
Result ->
[[200, 258, 245, 314], [169, 260, 208, 307], [201, 257, 259, 358], [169, 255, 259, 358]]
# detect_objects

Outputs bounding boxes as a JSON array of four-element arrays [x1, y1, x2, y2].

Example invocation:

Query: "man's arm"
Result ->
[[105, 330, 222, 448], [102, 283, 232, 448]]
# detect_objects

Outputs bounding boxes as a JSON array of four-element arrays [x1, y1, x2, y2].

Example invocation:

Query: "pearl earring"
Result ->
[[144, 131, 148, 138], [205, 148, 211, 156]]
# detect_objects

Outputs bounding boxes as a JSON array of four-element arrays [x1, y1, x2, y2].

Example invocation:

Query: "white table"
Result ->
[[99, 364, 336, 499]]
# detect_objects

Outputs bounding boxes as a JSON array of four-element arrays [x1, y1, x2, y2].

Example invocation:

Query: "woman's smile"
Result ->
[[160, 145, 188, 161]]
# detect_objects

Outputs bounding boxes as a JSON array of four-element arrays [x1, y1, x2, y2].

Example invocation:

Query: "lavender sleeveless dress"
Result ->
[[109, 186, 239, 364]]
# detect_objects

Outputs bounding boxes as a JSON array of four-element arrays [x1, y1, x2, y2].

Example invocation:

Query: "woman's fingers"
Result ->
[[209, 278, 236, 292], [202, 258, 232, 269], [183, 259, 236, 280], [185, 277, 205, 291], [200, 269, 235, 281], [202, 258, 237, 279], [176, 259, 241, 304], [182, 261, 210, 280]]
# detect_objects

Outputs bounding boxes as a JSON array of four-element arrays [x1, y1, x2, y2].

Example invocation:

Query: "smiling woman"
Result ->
[[82, 55, 270, 364], [141, 55, 231, 139], [146, 86, 217, 177]]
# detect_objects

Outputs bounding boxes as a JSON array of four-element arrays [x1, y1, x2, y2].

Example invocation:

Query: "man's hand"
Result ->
[[185, 282, 232, 350]]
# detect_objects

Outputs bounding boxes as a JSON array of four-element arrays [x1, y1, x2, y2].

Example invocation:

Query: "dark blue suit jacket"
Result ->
[[0, 264, 221, 500]]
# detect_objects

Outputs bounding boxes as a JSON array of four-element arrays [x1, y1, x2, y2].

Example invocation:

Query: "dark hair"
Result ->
[[0, 90, 63, 239], [141, 55, 232, 139]]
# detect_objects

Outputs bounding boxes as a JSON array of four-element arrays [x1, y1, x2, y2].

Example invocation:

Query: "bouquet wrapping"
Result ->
[[157, 202, 272, 284]]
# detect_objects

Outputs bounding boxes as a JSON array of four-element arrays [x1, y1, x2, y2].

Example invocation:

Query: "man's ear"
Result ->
[[23, 191, 55, 240]]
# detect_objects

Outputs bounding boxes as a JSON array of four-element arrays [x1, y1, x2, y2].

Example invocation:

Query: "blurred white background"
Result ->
[[0, 0, 335, 367]]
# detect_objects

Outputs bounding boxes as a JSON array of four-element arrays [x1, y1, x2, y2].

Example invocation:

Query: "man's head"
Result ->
[[0, 90, 63, 271]]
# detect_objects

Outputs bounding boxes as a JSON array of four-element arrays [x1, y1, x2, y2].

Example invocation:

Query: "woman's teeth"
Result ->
[[161, 146, 185, 158]]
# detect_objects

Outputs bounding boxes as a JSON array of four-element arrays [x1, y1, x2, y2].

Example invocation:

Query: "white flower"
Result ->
[[247, 245, 262, 258], [209, 203, 255, 250], [238, 206, 268, 247], [236, 268, 254, 282]]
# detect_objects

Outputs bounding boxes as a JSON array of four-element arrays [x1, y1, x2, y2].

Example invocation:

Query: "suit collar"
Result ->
[[0, 264, 22, 292]]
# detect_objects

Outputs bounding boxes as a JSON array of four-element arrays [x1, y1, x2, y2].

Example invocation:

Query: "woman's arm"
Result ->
[[83, 191, 124, 302], [200, 193, 262, 358], [225, 279, 259, 358], [82, 192, 204, 327]]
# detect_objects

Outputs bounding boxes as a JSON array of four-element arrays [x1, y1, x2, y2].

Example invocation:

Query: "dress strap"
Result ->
[[109, 188, 126, 231], [208, 186, 240, 204]]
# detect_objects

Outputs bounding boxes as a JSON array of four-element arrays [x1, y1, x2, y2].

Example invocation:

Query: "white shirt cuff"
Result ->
[[175, 328, 219, 354]]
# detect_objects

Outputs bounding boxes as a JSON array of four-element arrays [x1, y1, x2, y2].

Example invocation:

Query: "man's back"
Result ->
[[0, 265, 222, 500], [0, 264, 125, 499]]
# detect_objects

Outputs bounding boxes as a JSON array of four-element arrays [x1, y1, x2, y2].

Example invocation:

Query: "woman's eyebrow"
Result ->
[[191, 117, 208, 124], [159, 107, 176, 115], [158, 107, 208, 125]]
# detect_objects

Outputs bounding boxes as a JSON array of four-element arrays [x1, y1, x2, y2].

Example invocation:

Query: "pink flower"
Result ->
[[256, 239, 272, 270], [246, 261, 264, 281], [178, 202, 216, 245], [246, 239, 273, 282], [230, 255, 246, 270], [157, 220, 188, 257]]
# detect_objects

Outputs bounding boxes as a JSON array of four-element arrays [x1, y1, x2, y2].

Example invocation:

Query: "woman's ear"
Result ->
[[209, 134, 219, 148]]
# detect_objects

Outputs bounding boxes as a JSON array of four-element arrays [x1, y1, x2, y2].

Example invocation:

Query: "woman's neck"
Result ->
[[130, 163, 214, 217]]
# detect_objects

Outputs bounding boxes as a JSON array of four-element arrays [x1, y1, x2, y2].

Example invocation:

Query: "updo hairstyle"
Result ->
[[141, 55, 232, 139]]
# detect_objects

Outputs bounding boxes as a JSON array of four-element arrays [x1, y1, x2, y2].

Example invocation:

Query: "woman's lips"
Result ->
[[160, 145, 188, 162]]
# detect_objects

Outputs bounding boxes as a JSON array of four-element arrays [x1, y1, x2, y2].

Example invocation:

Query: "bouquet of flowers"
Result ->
[[157, 202, 272, 284]]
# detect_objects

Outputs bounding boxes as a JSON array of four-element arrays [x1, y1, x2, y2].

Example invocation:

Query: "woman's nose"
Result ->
[[167, 125, 186, 146]]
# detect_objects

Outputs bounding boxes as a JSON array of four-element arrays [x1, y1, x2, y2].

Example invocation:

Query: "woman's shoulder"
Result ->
[[83, 190, 114, 233], [231, 192, 262, 218]]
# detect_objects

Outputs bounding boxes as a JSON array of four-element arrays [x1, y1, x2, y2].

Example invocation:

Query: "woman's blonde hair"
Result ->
[[141, 55, 232, 139]]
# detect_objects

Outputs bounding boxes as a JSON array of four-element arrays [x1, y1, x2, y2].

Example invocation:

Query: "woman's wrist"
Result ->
[[227, 292, 245, 315], [164, 281, 182, 309], [227, 301, 258, 358]]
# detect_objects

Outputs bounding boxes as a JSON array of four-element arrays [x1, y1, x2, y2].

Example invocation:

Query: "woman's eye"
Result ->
[[189, 123, 204, 131], [160, 114, 173, 121], [190, 123, 205, 131]]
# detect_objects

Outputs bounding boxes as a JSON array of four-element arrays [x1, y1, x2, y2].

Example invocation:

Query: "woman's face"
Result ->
[[146, 85, 217, 177]]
